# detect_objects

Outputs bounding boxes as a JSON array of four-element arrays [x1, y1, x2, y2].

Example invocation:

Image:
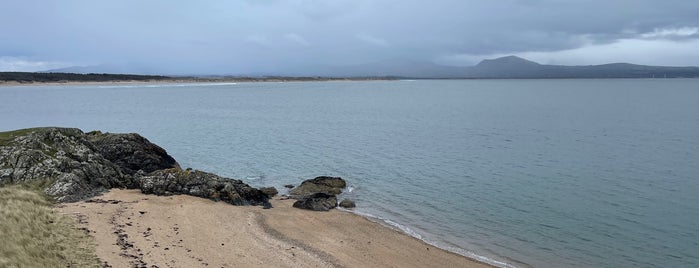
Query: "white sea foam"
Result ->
[[94, 82, 238, 89]]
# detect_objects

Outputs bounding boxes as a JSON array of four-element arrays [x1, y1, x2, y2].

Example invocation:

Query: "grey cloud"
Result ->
[[1, 0, 698, 74], [284, 33, 311, 46]]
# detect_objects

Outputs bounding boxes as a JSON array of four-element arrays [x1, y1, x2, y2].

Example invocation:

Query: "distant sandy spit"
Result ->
[[0, 79, 235, 87], [0, 80, 189, 87], [56, 189, 493, 268], [0, 77, 390, 87]]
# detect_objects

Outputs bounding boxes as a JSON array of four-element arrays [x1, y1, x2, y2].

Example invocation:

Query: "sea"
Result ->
[[1, 79, 697, 268]]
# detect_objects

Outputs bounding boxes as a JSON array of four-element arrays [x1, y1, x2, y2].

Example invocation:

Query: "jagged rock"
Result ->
[[0, 127, 268, 207], [292, 193, 338, 211], [87, 131, 180, 174], [0, 128, 128, 202], [339, 199, 356, 208], [284, 184, 294, 189], [137, 169, 269, 206], [288, 176, 346, 198], [259, 187, 278, 197]]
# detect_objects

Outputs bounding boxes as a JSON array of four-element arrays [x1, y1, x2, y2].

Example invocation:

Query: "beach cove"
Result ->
[[0, 126, 491, 267]]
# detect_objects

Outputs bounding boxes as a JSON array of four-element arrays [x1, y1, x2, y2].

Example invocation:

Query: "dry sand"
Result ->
[[56, 189, 494, 268]]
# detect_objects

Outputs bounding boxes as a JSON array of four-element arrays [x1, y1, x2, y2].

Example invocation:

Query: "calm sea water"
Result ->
[[1, 79, 698, 267]]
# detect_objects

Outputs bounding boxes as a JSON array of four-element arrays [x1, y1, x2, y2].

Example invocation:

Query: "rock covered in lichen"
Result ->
[[0, 128, 127, 202], [137, 168, 269, 206], [0, 127, 268, 206]]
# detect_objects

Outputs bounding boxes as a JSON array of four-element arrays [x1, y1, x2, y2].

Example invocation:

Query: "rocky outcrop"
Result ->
[[0, 128, 129, 202], [87, 131, 180, 175], [0, 127, 269, 206], [138, 169, 269, 206], [288, 176, 346, 198], [292, 193, 338, 211]]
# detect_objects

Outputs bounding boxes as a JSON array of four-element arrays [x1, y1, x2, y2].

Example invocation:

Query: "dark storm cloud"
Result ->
[[1, 0, 698, 73]]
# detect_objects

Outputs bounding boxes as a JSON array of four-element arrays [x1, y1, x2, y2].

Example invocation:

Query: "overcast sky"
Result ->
[[2, 0, 698, 74]]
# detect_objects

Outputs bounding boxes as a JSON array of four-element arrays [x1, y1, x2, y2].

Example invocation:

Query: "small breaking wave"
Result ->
[[341, 209, 520, 268], [95, 82, 239, 89]]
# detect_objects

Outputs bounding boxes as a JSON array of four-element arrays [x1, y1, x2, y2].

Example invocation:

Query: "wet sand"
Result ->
[[56, 189, 493, 268]]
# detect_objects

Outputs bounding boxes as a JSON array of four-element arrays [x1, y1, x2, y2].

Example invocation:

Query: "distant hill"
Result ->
[[288, 56, 699, 79], [461, 56, 699, 78]]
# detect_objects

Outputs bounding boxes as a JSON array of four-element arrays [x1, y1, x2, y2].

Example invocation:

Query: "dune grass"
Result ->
[[0, 186, 99, 268]]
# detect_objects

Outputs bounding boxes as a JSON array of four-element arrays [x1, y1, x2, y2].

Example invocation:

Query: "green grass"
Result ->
[[0, 186, 99, 268], [0, 127, 73, 157], [0, 128, 40, 146]]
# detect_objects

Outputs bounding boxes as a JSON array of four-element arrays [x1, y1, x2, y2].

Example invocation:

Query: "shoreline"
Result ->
[[0, 77, 395, 87], [346, 208, 520, 268], [57, 189, 496, 268], [3, 77, 696, 87]]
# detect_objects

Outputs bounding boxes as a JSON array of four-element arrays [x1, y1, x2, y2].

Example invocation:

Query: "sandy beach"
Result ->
[[56, 189, 493, 268], [0, 80, 186, 87]]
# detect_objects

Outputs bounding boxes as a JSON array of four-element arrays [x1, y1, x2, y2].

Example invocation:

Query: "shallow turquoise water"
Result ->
[[1, 79, 698, 267]]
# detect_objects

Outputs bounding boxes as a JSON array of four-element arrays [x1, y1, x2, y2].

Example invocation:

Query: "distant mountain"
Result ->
[[460, 56, 699, 78], [288, 56, 699, 79], [306, 56, 699, 79], [476, 55, 541, 69]]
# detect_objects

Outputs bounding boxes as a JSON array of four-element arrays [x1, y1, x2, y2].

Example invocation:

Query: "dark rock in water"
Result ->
[[339, 199, 356, 208], [87, 131, 180, 175], [259, 187, 278, 197], [292, 193, 338, 211], [283, 184, 294, 189], [0, 127, 269, 207], [288, 176, 346, 198], [137, 169, 269, 206]]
